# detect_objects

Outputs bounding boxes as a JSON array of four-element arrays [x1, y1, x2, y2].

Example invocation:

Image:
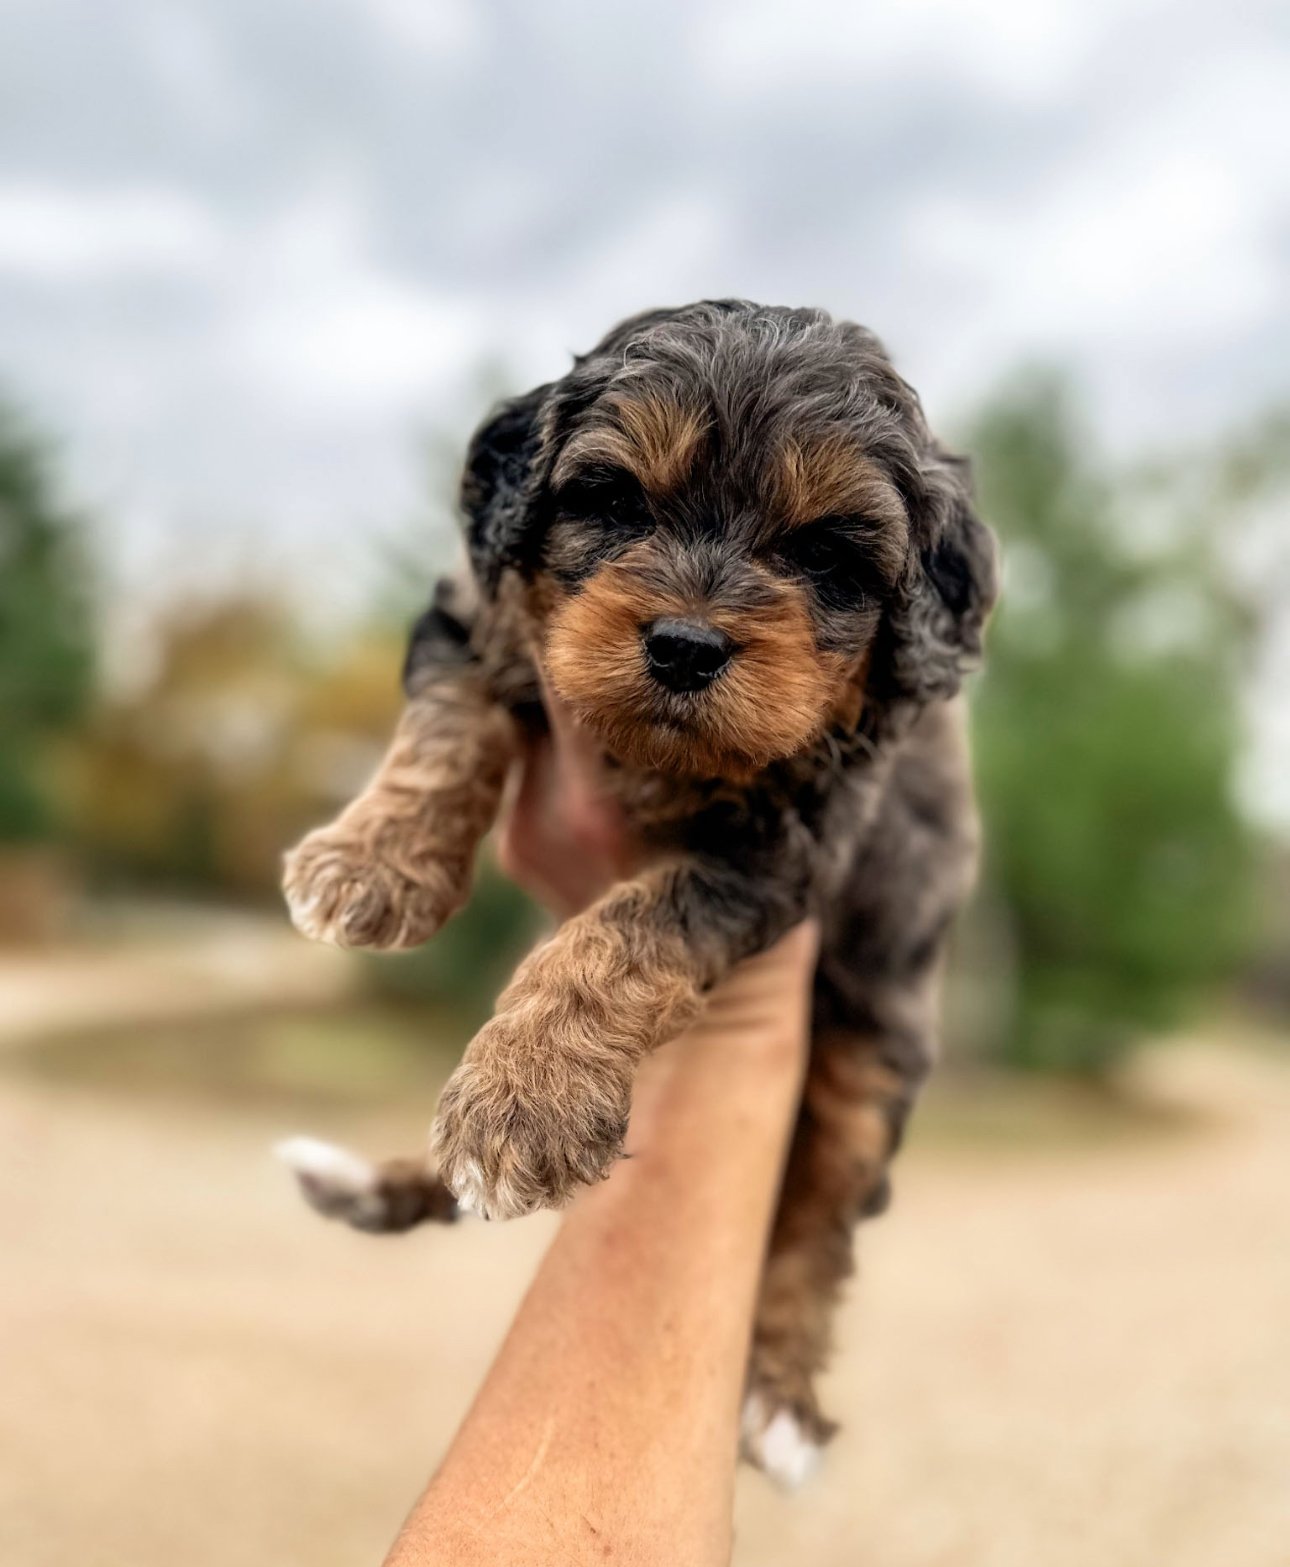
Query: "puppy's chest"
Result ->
[[603, 743, 888, 872], [601, 765, 749, 853]]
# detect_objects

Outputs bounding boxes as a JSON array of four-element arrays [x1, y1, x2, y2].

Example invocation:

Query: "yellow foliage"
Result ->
[[69, 598, 409, 896]]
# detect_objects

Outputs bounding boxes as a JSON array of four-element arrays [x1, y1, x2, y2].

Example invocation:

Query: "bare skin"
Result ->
[[383, 699, 817, 1566]]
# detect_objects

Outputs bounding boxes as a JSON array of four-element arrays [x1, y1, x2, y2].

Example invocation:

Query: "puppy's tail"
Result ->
[[275, 1136, 460, 1232]]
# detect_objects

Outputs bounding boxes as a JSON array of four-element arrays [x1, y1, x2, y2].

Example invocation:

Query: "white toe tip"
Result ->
[[275, 1136, 377, 1194], [741, 1394, 822, 1491], [450, 1159, 487, 1218], [284, 889, 342, 946]]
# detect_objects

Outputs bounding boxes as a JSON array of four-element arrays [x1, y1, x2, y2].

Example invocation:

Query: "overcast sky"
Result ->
[[2, 0, 1289, 815]]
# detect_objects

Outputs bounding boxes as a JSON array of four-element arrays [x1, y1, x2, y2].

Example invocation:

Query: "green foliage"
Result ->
[[970, 376, 1258, 1072], [0, 405, 95, 842]]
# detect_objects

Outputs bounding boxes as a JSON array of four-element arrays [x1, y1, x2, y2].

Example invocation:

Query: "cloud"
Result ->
[[352, 0, 484, 58], [136, 7, 254, 138], [214, 186, 485, 416], [0, 0, 1286, 637], [0, 183, 228, 281], [696, 0, 1125, 104]]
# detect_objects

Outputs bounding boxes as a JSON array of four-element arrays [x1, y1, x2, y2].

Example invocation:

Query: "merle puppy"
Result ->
[[279, 299, 997, 1486]]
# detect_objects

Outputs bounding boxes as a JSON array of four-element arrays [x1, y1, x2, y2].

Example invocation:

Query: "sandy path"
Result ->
[[2, 1044, 1287, 1566], [0, 915, 355, 1047]]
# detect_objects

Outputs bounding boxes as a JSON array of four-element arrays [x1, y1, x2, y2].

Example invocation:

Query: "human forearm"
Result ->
[[384, 925, 816, 1567]]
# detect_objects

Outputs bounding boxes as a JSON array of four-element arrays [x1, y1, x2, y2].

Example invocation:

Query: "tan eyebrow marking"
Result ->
[[773, 436, 903, 528], [554, 394, 709, 495], [773, 436, 910, 580]]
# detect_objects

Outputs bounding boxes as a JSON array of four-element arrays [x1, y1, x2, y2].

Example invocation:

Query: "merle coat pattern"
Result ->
[[279, 300, 997, 1484]]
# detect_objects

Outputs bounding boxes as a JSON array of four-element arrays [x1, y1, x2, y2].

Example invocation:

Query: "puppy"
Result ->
[[279, 300, 997, 1486]]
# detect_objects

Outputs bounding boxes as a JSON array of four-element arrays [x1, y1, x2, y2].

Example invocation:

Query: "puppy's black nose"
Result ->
[[642, 618, 734, 693]]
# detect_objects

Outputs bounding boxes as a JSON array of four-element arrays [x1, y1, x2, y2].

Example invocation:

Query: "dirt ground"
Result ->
[[2, 1033, 1288, 1567]]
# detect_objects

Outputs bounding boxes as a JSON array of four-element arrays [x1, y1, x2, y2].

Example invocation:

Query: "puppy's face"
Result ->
[[538, 394, 909, 778], [462, 303, 996, 778]]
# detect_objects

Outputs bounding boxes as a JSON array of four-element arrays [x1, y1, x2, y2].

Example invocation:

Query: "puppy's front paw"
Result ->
[[282, 823, 462, 950], [431, 1041, 631, 1220]]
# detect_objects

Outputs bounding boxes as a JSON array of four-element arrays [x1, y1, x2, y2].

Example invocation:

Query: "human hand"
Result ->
[[494, 680, 632, 918]]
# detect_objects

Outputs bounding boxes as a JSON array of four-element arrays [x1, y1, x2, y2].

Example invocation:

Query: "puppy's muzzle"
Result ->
[[642, 617, 734, 694]]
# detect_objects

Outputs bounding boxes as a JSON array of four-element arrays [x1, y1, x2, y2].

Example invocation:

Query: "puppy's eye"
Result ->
[[778, 519, 879, 610], [555, 466, 651, 533]]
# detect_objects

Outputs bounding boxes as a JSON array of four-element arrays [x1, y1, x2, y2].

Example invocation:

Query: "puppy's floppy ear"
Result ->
[[459, 382, 554, 591], [883, 445, 998, 705]]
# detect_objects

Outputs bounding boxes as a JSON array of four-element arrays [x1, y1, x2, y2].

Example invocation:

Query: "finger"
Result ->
[[497, 743, 598, 915], [497, 736, 624, 916], [537, 670, 628, 870], [538, 667, 605, 778]]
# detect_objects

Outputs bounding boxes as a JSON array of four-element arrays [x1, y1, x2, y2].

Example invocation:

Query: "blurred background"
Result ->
[[2, 3, 1288, 1564]]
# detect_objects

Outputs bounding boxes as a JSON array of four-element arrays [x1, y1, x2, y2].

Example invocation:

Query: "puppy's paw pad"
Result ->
[[276, 1135, 388, 1228], [740, 1393, 824, 1491]]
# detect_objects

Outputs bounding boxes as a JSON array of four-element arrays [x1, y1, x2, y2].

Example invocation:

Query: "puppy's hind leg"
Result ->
[[742, 992, 934, 1488], [276, 1137, 462, 1233]]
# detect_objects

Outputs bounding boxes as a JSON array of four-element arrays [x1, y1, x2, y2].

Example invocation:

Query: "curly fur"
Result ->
[[284, 674, 517, 949], [434, 867, 707, 1218], [281, 299, 998, 1473]]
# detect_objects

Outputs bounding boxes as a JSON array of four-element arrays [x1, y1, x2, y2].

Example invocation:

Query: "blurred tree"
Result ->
[[969, 375, 1260, 1072], [70, 592, 537, 1019], [0, 405, 95, 841], [71, 599, 394, 895]]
